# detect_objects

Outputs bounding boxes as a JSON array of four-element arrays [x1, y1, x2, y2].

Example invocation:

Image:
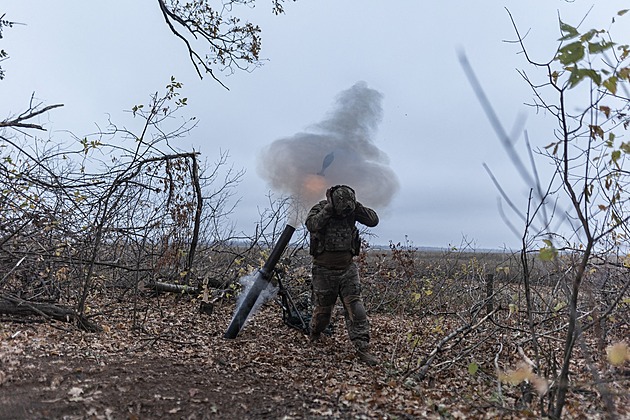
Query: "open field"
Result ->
[[1, 245, 628, 418]]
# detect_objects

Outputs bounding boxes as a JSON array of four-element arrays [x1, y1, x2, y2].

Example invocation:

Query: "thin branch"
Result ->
[[0, 103, 64, 130]]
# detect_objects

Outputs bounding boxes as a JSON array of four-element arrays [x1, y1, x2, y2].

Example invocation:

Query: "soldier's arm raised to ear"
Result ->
[[355, 202, 379, 227], [306, 201, 334, 232]]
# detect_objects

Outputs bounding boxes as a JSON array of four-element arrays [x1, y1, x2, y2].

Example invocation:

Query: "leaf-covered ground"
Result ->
[[0, 293, 628, 419]]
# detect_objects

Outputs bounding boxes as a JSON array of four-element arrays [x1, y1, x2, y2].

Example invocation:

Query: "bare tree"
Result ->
[[0, 13, 16, 80], [1, 1, 300, 327], [156, 0, 294, 87], [461, 8, 629, 419], [0, 78, 244, 329]]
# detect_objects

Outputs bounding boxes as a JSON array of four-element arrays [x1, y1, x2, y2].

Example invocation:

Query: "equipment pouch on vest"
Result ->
[[309, 214, 361, 257], [309, 233, 322, 256], [351, 226, 360, 256]]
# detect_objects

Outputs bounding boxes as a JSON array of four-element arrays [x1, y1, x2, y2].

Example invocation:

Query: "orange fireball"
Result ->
[[302, 174, 327, 202]]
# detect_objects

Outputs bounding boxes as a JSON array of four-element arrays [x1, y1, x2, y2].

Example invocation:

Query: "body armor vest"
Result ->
[[310, 215, 360, 256]]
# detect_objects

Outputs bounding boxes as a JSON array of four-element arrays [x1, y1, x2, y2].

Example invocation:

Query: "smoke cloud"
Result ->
[[257, 81, 399, 221], [231, 273, 279, 328]]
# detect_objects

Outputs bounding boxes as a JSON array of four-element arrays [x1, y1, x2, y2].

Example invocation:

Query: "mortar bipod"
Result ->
[[275, 274, 310, 334]]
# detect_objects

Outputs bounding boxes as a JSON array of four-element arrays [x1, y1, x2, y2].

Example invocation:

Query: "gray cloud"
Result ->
[[257, 81, 400, 215]]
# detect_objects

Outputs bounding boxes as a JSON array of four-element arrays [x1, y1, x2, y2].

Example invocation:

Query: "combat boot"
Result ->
[[356, 347, 379, 366]]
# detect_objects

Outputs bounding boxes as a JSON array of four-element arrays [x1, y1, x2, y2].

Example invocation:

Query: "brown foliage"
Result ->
[[1, 243, 628, 418]]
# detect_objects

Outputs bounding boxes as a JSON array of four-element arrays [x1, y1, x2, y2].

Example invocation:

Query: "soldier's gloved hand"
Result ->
[[324, 187, 334, 212], [326, 187, 333, 203]]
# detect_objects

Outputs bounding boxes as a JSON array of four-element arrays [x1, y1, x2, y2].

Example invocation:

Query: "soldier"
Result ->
[[305, 185, 379, 365]]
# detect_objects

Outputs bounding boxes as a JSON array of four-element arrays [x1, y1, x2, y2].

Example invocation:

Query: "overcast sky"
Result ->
[[2, 1, 629, 249]]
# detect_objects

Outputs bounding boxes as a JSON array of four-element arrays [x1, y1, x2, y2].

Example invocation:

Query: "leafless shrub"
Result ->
[[0, 80, 245, 326]]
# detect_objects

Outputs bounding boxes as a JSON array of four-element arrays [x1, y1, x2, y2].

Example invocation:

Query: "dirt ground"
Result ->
[[1, 354, 327, 419], [0, 298, 435, 420], [1, 294, 628, 419]]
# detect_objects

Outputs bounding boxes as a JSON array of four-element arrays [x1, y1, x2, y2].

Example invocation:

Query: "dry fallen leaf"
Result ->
[[606, 342, 629, 366], [67, 386, 85, 402], [498, 362, 548, 395], [68, 386, 84, 398], [50, 374, 64, 389]]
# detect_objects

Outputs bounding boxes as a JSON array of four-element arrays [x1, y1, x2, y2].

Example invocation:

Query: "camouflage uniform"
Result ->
[[305, 185, 379, 364]]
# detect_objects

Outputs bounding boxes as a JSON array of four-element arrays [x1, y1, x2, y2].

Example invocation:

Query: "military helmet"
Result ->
[[330, 185, 356, 216]]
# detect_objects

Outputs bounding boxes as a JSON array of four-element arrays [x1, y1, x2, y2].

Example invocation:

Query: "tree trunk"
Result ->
[[0, 296, 101, 332]]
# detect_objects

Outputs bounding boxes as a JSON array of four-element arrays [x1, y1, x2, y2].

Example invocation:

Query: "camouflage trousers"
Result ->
[[310, 262, 370, 349]]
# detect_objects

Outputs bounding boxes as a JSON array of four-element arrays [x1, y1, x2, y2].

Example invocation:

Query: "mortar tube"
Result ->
[[223, 224, 296, 339]]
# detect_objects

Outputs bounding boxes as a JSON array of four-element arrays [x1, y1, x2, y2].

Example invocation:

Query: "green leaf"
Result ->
[[554, 301, 567, 312], [559, 20, 580, 41], [620, 142, 630, 154], [612, 150, 621, 162], [508, 303, 518, 314], [584, 69, 602, 85], [557, 41, 585, 65], [567, 68, 601, 88], [468, 362, 479, 376], [589, 40, 615, 54], [540, 245, 558, 261], [580, 29, 599, 43], [603, 77, 618, 95], [618, 9, 629, 16]]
